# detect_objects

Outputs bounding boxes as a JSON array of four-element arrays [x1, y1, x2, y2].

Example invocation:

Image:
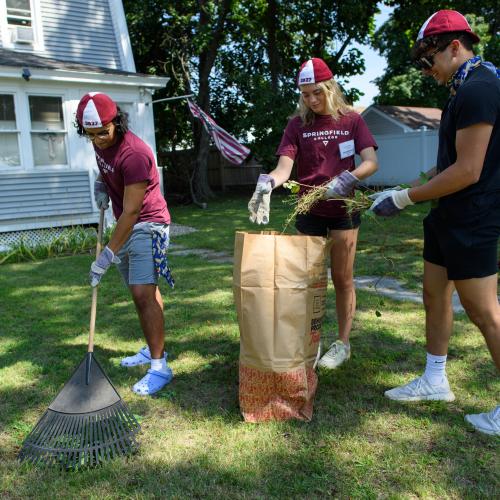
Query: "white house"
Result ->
[[360, 105, 441, 186], [0, 0, 168, 249]]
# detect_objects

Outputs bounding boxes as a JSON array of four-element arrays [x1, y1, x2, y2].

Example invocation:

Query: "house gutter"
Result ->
[[0, 65, 169, 88]]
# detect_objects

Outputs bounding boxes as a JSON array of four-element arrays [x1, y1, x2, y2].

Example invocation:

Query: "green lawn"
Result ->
[[0, 192, 498, 498]]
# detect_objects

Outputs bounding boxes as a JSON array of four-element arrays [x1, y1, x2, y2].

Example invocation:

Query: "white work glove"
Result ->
[[94, 180, 110, 210], [369, 188, 414, 217], [322, 170, 359, 199], [248, 174, 275, 225], [89, 246, 121, 287]]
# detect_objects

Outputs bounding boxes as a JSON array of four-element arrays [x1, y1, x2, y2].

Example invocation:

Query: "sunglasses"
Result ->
[[414, 47, 442, 70], [414, 42, 452, 71]]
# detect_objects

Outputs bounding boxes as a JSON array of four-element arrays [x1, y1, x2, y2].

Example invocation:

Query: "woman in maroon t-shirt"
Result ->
[[248, 58, 378, 370]]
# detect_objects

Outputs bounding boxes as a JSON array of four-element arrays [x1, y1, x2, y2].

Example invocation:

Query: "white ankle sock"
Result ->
[[424, 352, 447, 385], [151, 356, 167, 373]]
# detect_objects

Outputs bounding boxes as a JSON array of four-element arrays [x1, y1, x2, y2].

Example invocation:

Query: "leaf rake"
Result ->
[[18, 208, 140, 469]]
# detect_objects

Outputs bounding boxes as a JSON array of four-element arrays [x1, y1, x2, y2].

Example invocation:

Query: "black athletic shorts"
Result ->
[[423, 209, 500, 280], [295, 212, 361, 236]]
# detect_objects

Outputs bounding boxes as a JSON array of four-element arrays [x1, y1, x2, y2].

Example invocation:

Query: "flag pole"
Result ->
[[146, 94, 194, 106]]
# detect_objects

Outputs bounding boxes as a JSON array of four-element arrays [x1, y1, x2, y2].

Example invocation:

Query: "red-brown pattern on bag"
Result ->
[[239, 365, 318, 422]]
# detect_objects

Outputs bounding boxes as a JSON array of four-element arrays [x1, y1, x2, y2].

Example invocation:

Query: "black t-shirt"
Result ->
[[435, 65, 500, 222]]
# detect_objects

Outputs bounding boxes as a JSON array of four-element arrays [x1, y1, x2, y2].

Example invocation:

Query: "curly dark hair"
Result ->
[[75, 106, 129, 137], [411, 31, 476, 62]]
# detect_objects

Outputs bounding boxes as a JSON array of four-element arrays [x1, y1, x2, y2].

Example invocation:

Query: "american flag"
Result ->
[[187, 100, 250, 165]]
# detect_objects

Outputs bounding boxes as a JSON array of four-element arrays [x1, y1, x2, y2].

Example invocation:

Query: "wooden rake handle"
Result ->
[[88, 208, 105, 354]]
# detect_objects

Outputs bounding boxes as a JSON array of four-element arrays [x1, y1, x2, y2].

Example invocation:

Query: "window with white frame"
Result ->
[[29, 96, 67, 166], [1, 0, 43, 50], [0, 94, 20, 167], [6, 0, 34, 43]]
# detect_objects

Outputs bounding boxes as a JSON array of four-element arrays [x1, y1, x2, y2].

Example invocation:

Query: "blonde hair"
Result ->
[[296, 79, 352, 125]]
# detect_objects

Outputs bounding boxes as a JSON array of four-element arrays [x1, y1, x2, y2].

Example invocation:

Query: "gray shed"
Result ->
[[360, 105, 441, 186]]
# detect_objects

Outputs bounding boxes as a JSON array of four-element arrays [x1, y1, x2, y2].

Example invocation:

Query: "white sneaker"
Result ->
[[385, 375, 455, 402], [317, 340, 350, 369], [465, 405, 500, 436]]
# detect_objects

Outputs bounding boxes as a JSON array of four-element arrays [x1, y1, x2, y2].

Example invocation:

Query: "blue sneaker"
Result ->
[[132, 368, 173, 396]]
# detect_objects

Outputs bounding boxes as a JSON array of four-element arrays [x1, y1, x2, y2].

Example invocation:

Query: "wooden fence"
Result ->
[[158, 148, 262, 193]]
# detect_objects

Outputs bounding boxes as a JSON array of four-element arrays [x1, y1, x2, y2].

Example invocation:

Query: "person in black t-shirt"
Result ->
[[369, 10, 500, 436]]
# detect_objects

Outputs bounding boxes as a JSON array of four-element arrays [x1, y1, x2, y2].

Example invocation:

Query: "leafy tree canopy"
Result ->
[[124, 0, 380, 180]]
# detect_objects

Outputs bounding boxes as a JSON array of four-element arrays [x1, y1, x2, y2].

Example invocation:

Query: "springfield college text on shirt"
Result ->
[[277, 112, 377, 218]]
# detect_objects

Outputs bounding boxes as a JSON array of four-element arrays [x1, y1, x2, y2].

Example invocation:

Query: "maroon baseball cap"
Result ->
[[417, 10, 480, 43], [297, 58, 333, 87], [76, 92, 118, 128]]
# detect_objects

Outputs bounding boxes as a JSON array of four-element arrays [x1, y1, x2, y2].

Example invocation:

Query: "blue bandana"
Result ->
[[449, 55, 500, 94], [152, 229, 175, 289]]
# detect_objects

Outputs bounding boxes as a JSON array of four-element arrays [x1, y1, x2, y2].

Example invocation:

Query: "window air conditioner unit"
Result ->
[[11, 26, 34, 44]]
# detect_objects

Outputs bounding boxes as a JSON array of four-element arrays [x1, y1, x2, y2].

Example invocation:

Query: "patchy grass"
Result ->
[[0, 192, 498, 498], [173, 190, 430, 288]]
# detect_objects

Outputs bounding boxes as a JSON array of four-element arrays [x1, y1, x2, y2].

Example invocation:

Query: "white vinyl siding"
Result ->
[[360, 130, 439, 186], [0, 170, 93, 222], [360, 106, 440, 186], [40, 0, 121, 69]]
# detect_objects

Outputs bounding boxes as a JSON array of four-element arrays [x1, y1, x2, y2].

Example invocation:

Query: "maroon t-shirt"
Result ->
[[277, 112, 377, 217], [94, 131, 170, 224]]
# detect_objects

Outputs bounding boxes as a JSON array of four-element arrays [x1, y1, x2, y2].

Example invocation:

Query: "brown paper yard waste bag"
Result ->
[[233, 231, 328, 422]]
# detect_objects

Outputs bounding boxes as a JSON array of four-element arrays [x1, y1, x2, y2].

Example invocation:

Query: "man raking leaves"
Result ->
[[18, 208, 140, 468], [76, 93, 174, 396]]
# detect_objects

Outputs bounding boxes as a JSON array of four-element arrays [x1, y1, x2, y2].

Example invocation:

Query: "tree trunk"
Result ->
[[193, 126, 213, 201], [266, 0, 281, 93], [191, 0, 232, 202]]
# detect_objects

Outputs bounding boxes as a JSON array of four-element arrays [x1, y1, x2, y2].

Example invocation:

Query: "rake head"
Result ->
[[18, 355, 140, 469]]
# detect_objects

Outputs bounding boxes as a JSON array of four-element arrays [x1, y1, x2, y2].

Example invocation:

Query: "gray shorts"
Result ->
[[116, 222, 170, 286]]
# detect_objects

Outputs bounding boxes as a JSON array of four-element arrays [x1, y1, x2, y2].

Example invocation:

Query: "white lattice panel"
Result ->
[[0, 227, 94, 252]]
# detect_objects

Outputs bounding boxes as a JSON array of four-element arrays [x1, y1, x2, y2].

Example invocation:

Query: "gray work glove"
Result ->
[[94, 180, 110, 210], [248, 174, 275, 225], [89, 246, 121, 287], [323, 170, 359, 199], [369, 188, 414, 217]]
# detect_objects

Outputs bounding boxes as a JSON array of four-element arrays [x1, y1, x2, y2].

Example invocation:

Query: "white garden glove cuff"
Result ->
[[392, 188, 414, 209]]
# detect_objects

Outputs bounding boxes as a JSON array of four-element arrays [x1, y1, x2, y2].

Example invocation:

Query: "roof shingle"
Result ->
[[0, 48, 144, 77], [373, 105, 441, 130]]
